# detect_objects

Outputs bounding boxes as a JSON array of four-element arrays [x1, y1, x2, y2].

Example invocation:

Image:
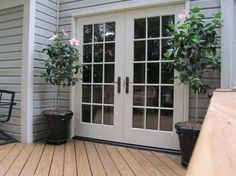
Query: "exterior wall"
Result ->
[[33, 0, 58, 140], [0, 5, 24, 141], [59, 0, 221, 122], [189, 0, 221, 121]]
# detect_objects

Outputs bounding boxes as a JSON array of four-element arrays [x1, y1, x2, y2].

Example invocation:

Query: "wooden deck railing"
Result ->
[[186, 89, 236, 176]]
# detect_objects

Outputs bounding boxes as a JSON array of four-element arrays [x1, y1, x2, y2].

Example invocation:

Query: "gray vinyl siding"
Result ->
[[33, 0, 58, 141], [189, 0, 221, 121], [0, 6, 23, 141]]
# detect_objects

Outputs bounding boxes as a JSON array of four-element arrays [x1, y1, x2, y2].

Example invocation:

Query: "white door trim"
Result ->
[[70, 0, 190, 138]]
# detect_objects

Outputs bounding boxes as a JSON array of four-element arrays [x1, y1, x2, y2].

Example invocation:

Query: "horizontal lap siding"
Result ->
[[33, 0, 58, 141], [0, 6, 23, 141], [189, 0, 221, 121]]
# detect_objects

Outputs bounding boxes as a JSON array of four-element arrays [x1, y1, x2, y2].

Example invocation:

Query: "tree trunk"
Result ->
[[55, 85, 60, 111], [194, 91, 199, 123]]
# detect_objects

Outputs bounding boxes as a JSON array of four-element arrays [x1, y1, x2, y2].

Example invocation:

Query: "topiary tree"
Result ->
[[42, 29, 82, 111], [164, 7, 223, 122]]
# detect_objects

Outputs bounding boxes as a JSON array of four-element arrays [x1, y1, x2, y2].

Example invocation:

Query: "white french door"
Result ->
[[75, 5, 186, 150]]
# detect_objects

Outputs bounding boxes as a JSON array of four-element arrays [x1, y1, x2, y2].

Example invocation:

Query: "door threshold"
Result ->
[[73, 136, 180, 155]]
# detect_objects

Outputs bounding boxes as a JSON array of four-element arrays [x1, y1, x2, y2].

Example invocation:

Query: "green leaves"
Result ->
[[214, 12, 222, 18], [164, 7, 222, 94], [191, 7, 200, 13], [42, 29, 82, 87]]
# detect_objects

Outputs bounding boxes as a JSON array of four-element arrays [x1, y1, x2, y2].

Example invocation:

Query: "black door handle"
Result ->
[[115, 77, 121, 93], [125, 77, 129, 94]]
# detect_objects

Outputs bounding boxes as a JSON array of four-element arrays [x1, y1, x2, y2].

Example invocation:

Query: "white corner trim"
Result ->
[[21, 0, 36, 144], [69, 17, 77, 138], [71, 0, 186, 17], [221, 0, 235, 88], [0, 0, 25, 10]]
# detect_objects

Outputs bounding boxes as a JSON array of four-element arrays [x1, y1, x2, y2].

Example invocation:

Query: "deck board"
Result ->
[[128, 148, 163, 176], [34, 144, 55, 176], [49, 144, 65, 176], [1, 140, 185, 176], [0, 143, 25, 176]]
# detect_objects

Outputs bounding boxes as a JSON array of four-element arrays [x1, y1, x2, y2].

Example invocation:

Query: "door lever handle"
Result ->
[[125, 77, 129, 94], [114, 77, 121, 93]]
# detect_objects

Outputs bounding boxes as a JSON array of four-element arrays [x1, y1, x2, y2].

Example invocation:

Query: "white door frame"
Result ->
[[70, 0, 190, 138]]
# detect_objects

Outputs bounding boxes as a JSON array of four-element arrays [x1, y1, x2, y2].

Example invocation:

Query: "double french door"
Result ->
[[75, 5, 185, 150]]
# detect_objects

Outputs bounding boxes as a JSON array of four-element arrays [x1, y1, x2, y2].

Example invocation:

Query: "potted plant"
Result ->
[[42, 29, 82, 144], [164, 7, 222, 166]]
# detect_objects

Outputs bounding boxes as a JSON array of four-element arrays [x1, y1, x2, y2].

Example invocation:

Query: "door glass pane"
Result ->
[[83, 65, 91, 83], [83, 45, 92, 63], [146, 86, 159, 107], [92, 105, 102, 124], [162, 15, 174, 37], [94, 23, 104, 42], [105, 22, 115, 41], [105, 64, 114, 83], [133, 108, 144, 128], [93, 65, 103, 83], [161, 86, 174, 108], [147, 63, 159, 83], [134, 41, 145, 61], [133, 86, 145, 106], [82, 105, 91, 123], [93, 85, 102, 103], [82, 85, 91, 103], [162, 39, 173, 58], [160, 110, 173, 131], [148, 40, 160, 60], [94, 44, 103, 62], [104, 106, 114, 125], [134, 18, 146, 39], [83, 25, 92, 43], [161, 62, 174, 84], [148, 17, 160, 38], [104, 85, 114, 104], [105, 43, 115, 62], [134, 63, 145, 83], [146, 109, 158, 130]]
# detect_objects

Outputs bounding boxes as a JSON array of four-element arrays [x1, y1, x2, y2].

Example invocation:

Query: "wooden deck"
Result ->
[[0, 140, 186, 176]]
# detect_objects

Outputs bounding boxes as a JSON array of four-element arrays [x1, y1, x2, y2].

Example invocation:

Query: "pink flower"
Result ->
[[178, 10, 188, 19], [69, 38, 80, 46], [49, 34, 58, 41], [61, 28, 68, 37]]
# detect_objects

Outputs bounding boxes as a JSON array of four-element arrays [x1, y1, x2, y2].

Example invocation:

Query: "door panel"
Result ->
[[124, 5, 185, 150], [76, 13, 125, 142]]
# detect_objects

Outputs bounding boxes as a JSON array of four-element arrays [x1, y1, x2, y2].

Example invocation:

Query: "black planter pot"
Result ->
[[175, 122, 201, 166], [43, 110, 73, 144]]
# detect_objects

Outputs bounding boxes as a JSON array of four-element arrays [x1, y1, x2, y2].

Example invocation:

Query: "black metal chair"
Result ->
[[0, 89, 17, 145]]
